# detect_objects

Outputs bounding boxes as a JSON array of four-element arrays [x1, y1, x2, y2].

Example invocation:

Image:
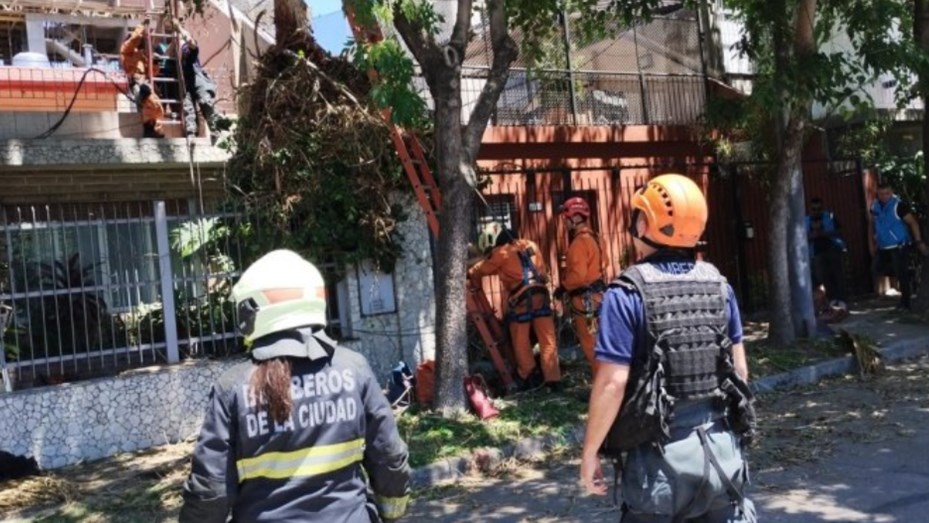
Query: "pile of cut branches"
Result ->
[[227, 31, 408, 275]]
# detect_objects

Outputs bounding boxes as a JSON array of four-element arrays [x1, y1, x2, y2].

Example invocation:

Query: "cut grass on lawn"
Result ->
[[745, 334, 851, 378]]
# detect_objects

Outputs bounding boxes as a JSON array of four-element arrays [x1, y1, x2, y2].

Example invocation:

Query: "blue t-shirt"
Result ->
[[595, 262, 744, 366]]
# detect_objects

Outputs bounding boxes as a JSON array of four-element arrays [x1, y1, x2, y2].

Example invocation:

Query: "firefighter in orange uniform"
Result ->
[[120, 19, 165, 138], [554, 197, 607, 373], [469, 223, 562, 391]]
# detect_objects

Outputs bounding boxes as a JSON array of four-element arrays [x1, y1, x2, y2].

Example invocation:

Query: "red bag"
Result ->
[[415, 360, 436, 406], [464, 374, 499, 420]]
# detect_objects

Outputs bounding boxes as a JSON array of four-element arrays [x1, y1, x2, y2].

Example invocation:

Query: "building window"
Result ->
[[319, 262, 353, 340], [475, 193, 518, 233], [0, 19, 27, 65], [4, 218, 158, 313]]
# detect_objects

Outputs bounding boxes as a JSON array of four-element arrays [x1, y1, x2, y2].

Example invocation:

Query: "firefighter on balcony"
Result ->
[[580, 175, 757, 522], [120, 19, 165, 138], [180, 250, 411, 523], [164, 17, 220, 139], [554, 197, 607, 373], [468, 223, 562, 391]]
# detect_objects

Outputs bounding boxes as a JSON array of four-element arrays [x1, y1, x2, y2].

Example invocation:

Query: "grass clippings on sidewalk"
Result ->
[[398, 361, 592, 468]]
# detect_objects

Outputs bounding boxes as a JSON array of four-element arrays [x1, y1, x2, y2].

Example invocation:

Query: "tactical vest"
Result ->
[[506, 246, 552, 323], [600, 259, 756, 457]]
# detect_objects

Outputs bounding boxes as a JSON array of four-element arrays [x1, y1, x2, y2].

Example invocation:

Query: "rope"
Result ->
[[32, 67, 134, 140]]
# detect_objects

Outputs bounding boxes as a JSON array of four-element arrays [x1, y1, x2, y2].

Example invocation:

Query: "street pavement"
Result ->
[[407, 359, 929, 522]]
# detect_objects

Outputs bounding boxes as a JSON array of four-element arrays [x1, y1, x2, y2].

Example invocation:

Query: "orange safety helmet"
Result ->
[[560, 196, 590, 220], [630, 174, 707, 248]]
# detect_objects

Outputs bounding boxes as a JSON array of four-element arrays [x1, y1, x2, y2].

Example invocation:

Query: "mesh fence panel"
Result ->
[[396, 3, 706, 125]]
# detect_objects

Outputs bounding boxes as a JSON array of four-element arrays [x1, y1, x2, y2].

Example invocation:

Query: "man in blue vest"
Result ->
[[806, 197, 847, 307], [869, 181, 929, 310]]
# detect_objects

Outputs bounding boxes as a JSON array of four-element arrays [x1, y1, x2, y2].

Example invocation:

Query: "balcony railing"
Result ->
[[463, 68, 707, 127], [9, 0, 165, 13]]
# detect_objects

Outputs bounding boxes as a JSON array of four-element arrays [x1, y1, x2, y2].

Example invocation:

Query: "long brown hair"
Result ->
[[249, 357, 293, 424]]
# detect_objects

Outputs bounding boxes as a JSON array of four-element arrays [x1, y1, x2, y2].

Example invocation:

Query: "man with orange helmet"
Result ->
[[580, 175, 756, 522], [469, 223, 561, 391], [554, 196, 608, 373]]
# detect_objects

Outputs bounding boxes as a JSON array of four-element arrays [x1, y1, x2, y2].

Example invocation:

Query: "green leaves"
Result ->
[[353, 39, 429, 127]]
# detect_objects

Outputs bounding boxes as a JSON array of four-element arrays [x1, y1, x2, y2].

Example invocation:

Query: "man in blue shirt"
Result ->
[[580, 174, 755, 523], [806, 197, 847, 307], [869, 181, 928, 310]]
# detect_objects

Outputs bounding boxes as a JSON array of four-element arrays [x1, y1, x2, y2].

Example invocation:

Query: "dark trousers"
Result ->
[[812, 249, 846, 302], [873, 246, 913, 308], [183, 71, 217, 136]]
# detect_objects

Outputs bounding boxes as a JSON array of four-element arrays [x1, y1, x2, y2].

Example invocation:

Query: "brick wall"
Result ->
[[0, 166, 224, 204]]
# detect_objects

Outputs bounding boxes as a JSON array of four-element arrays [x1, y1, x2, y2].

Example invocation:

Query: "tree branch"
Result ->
[[462, 0, 517, 160], [393, 4, 442, 78], [793, 0, 817, 56], [449, 0, 474, 54]]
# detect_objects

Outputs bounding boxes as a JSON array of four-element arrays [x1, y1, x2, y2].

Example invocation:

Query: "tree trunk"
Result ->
[[767, 0, 796, 346], [912, 0, 929, 312], [274, 0, 308, 47], [768, 0, 817, 344], [786, 135, 816, 337], [431, 78, 472, 414], [787, 0, 817, 337], [767, 128, 796, 345]]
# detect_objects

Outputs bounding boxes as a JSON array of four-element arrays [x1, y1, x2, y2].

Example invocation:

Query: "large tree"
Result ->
[[723, 0, 905, 344], [346, 0, 664, 412]]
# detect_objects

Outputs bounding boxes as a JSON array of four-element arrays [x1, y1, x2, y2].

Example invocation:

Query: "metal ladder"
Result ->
[[142, 4, 188, 135]]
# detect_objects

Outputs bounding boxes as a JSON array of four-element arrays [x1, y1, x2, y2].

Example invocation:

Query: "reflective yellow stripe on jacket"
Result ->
[[236, 438, 365, 482], [376, 494, 410, 520]]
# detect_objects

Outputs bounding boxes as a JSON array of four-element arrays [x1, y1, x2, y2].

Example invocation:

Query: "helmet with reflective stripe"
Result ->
[[560, 196, 590, 220], [630, 174, 707, 248], [478, 221, 513, 253], [231, 249, 327, 343]]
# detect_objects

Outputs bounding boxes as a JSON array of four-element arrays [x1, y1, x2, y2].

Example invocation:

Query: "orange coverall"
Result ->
[[121, 25, 165, 135], [561, 224, 606, 370], [120, 25, 160, 80], [468, 238, 561, 383]]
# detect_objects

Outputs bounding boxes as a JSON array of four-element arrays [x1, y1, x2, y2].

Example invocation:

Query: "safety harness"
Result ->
[[564, 229, 607, 323], [505, 246, 552, 323]]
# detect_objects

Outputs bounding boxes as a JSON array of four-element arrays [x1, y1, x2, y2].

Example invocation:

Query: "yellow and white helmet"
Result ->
[[231, 249, 327, 343], [477, 221, 509, 254]]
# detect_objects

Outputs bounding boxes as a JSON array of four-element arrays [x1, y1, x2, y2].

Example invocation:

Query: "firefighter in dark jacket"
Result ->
[[180, 249, 411, 522], [580, 175, 757, 522]]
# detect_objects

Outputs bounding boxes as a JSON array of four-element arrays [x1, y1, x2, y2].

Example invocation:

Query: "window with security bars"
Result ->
[[474, 194, 519, 235]]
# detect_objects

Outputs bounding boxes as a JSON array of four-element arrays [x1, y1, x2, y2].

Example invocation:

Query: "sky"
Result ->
[[308, 0, 351, 54]]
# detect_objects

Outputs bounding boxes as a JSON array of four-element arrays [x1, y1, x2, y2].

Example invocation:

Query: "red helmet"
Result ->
[[560, 197, 590, 220]]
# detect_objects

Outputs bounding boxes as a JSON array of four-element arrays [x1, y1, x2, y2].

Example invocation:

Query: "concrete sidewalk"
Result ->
[[411, 298, 929, 489]]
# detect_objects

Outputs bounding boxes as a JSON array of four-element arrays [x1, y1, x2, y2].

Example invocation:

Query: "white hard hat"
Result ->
[[231, 249, 327, 342]]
